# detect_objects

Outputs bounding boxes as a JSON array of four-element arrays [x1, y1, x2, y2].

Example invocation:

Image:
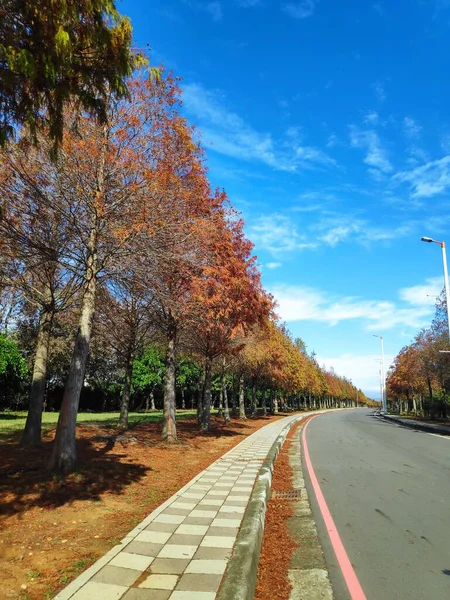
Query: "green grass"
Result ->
[[0, 410, 198, 434]]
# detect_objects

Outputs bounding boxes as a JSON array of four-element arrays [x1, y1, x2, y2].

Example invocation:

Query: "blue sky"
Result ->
[[121, 0, 450, 398]]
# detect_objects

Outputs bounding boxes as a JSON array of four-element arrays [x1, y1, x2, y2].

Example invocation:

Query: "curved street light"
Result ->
[[373, 335, 386, 413], [421, 237, 450, 343]]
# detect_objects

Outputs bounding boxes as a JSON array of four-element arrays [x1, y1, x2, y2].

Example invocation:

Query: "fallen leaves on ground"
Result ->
[[0, 413, 285, 600], [255, 418, 312, 600]]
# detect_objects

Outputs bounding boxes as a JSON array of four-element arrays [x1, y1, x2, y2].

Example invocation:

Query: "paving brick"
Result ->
[[183, 516, 214, 526], [185, 560, 228, 575], [193, 546, 232, 560], [181, 493, 205, 500], [122, 589, 171, 600], [218, 505, 246, 514], [175, 524, 208, 536], [175, 573, 222, 592], [197, 501, 223, 509], [170, 501, 197, 510], [154, 514, 186, 524], [167, 533, 204, 545], [165, 507, 193, 516], [207, 526, 239, 537], [139, 574, 179, 590], [158, 545, 197, 559], [135, 531, 172, 544], [70, 581, 128, 599], [91, 565, 141, 587], [145, 522, 180, 534], [124, 541, 163, 557], [210, 518, 242, 528], [169, 591, 216, 600], [189, 509, 217, 518], [200, 536, 236, 549], [108, 552, 154, 571], [150, 558, 190, 574]]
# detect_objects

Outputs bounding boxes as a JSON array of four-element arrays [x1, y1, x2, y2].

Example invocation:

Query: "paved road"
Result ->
[[303, 409, 450, 600]]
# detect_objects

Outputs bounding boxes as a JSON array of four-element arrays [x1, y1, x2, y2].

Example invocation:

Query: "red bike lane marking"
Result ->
[[302, 416, 367, 600]]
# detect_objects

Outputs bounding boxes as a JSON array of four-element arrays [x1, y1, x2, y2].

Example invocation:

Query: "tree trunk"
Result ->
[[223, 377, 230, 424], [201, 356, 213, 432], [218, 386, 223, 417], [261, 388, 267, 416], [181, 388, 185, 409], [251, 385, 257, 416], [21, 304, 54, 447], [118, 348, 134, 429], [162, 315, 177, 442], [197, 386, 203, 423], [274, 393, 279, 414], [231, 375, 237, 415], [238, 373, 246, 419], [47, 245, 97, 472]]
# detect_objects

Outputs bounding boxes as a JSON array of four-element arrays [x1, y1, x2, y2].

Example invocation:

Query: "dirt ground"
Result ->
[[0, 413, 286, 600]]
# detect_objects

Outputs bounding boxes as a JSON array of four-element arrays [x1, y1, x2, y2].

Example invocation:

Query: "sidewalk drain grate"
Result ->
[[271, 489, 301, 499]]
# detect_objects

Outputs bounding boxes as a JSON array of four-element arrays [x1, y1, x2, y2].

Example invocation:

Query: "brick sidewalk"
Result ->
[[54, 414, 308, 600]]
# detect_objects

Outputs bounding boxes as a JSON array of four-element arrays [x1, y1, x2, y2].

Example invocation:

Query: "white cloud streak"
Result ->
[[205, 1, 223, 20], [349, 126, 393, 174], [394, 155, 450, 198], [316, 353, 395, 398], [282, 0, 317, 19], [270, 282, 435, 330], [247, 214, 317, 253], [182, 82, 337, 172], [403, 116, 421, 139]]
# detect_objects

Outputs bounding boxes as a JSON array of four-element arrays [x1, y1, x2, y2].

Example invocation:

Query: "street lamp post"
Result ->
[[421, 237, 450, 343], [373, 335, 386, 412], [375, 360, 383, 410]]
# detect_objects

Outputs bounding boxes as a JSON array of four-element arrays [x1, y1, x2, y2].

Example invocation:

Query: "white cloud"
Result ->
[[364, 111, 379, 125], [349, 126, 393, 173], [205, 1, 222, 20], [403, 116, 421, 139], [269, 282, 434, 330], [399, 277, 443, 306], [310, 215, 414, 248], [282, 1, 317, 19], [266, 261, 282, 269], [247, 214, 317, 253], [373, 80, 387, 102], [372, 3, 386, 16], [326, 133, 339, 148], [394, 155, 450, 198], [316, 353, 395, 399], [182, 82, 337, 172], [296, 145, 337, 167]]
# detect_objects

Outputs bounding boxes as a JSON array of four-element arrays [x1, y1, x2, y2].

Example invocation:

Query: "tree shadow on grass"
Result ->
[[0, 434, 151, 518], [0, 412, 26, 420], [0, 411, 284, 518]]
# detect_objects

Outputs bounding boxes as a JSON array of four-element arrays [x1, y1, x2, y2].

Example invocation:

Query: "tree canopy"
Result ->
[[0, 0, 136, 147]]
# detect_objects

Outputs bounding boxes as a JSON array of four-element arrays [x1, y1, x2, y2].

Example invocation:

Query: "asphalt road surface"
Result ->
[[302, 409, 450, 600]]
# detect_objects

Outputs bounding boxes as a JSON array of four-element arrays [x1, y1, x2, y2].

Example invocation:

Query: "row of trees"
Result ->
[[1, 55, 371, 472], [386, 292, 450, 418]]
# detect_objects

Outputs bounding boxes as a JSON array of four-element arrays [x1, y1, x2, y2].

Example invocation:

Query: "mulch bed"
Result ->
[[255, 416, 314, 600]]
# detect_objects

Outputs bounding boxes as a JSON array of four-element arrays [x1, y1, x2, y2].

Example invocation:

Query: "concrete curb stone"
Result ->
[[381, 414, 450, 436]]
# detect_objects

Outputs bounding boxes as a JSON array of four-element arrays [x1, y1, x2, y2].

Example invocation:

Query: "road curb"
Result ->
[[216, 412, 316, 600], [381, 413, 450, 436]]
